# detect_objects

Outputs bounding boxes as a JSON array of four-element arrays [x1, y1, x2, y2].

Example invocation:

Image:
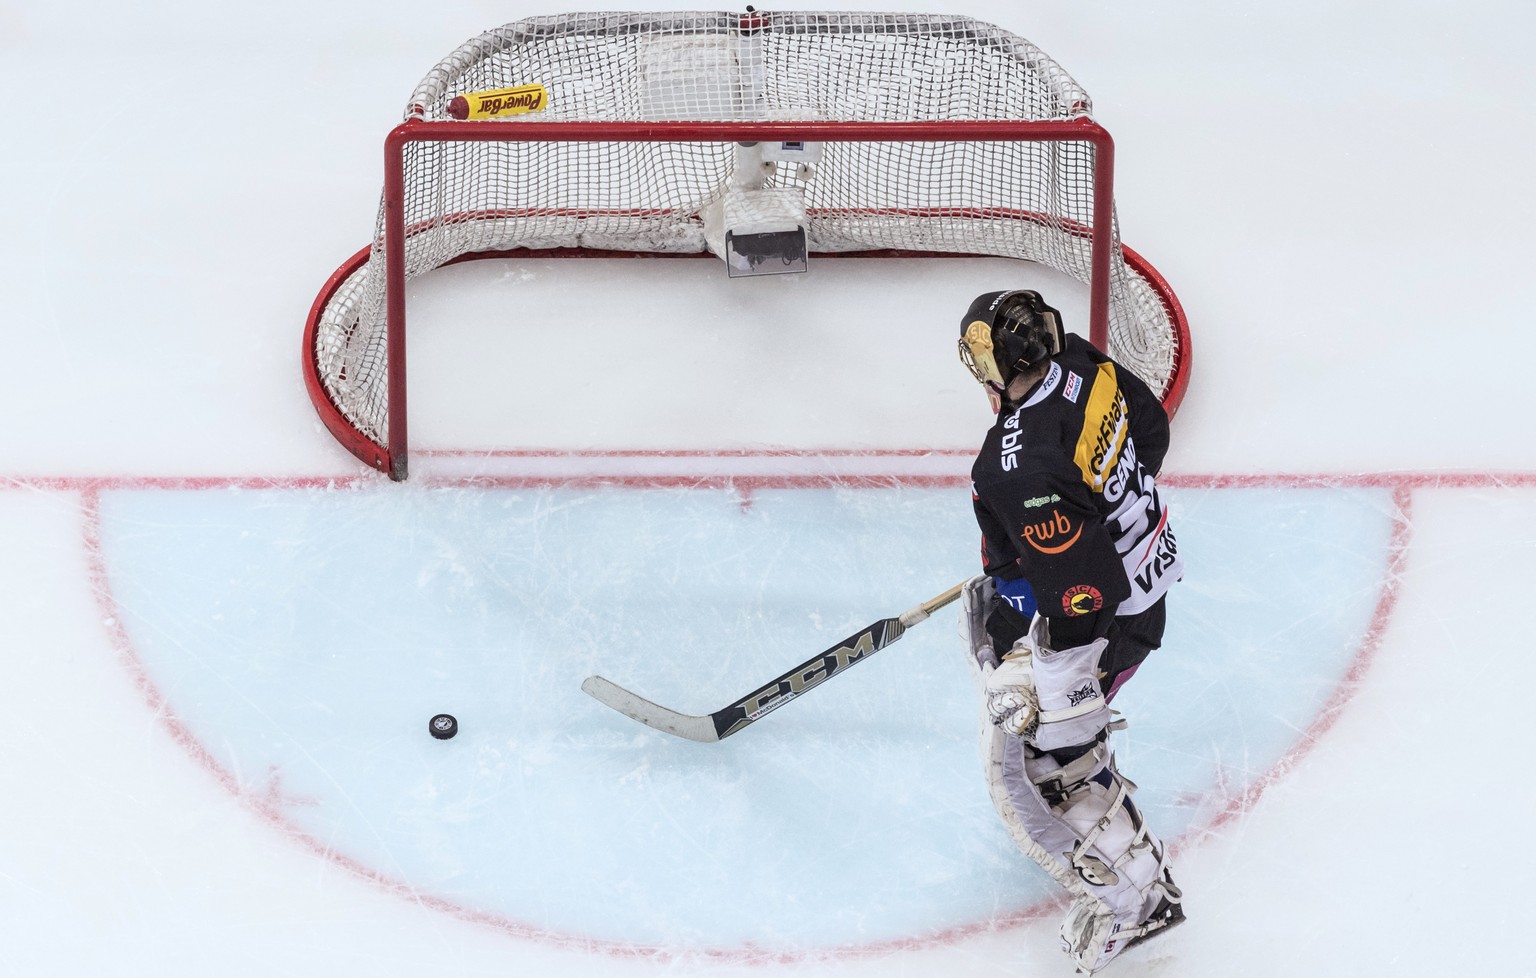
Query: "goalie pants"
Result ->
[[1095, 597, 1166, 705]]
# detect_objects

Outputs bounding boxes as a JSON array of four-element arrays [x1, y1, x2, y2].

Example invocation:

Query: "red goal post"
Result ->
[[303, 11, 1192, 480]]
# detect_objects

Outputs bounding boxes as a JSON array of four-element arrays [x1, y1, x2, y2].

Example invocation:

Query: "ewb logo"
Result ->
[[1022, 509, 1081, 554]]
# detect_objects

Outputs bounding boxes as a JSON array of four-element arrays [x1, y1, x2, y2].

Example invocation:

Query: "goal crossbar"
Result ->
[[301, 12, 1191, 481]]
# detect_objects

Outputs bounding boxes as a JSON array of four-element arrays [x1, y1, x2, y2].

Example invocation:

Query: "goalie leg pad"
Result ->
[[975, 709, 1089, 896], [995, 734, 1181, 974]]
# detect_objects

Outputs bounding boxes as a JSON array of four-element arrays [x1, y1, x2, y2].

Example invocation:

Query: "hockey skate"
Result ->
[[1118, 884, 1186, 954], [1061, 870, 1185, 974]]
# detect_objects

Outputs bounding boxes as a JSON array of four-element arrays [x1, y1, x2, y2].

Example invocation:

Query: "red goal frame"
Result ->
[[304, 116, 1192, 480]]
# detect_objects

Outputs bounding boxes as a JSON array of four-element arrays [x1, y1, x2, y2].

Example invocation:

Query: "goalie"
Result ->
[[956, 291, 1185, 973]]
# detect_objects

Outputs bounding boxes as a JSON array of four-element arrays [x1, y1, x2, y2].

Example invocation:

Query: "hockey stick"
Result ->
[[580, 580, 967, 742]]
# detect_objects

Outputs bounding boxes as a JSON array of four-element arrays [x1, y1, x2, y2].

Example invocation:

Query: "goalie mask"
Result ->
[[958, 290, 1065, 399]]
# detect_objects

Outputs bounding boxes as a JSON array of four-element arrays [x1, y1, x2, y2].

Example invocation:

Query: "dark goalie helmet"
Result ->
[[957, 290, 1065, 396]]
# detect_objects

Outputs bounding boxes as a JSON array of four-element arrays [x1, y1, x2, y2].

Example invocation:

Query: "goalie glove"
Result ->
[[984, 637, 1040, 738]]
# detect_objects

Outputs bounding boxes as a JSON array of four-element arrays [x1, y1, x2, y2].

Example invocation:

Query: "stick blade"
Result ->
[[580, 675, 721, 743]]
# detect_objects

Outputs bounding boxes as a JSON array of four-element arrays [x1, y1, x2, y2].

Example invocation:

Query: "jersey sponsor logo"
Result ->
[[1022, 361, 1063, 408], [1063, 371, 1083, 403], [1132, 516, 1180, 594], [1062, 584, 1104, 617], [1023, 493, 1062, 509], [999, 406, 1025, 471], [1021, 509, 1082, 554], [1101, 434, 1141, 505], [1073, 364, 1129, 492], [999, 364, 1067, 471]]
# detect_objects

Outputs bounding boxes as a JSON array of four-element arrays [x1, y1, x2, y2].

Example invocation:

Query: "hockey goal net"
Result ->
[[304, 10, 1191, 480]]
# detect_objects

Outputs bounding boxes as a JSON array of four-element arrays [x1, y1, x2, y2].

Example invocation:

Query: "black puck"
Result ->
[[429, 713, 459, 740]]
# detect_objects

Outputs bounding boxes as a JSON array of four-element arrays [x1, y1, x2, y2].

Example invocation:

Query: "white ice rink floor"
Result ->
[[5, 2, 1536, 977]]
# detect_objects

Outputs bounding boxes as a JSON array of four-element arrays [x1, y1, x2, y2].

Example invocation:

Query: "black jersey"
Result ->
[[970, 334, 1182, 629]]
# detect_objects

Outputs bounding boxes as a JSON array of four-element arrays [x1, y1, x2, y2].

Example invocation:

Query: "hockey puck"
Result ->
[[428, 713, 459, 740]]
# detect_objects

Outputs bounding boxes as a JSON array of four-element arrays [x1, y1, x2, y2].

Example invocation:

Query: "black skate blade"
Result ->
[[1122, 902, 1186, 954]]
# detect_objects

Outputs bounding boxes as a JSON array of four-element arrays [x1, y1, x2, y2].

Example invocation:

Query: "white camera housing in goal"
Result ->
[[704, 186, 809, 278], [760, 140, 823, 166], [702, 141, 813, 277]]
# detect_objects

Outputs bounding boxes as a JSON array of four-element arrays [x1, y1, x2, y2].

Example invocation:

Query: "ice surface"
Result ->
[[3, 2, 1536, 977], [89, 481, 1390, 952]]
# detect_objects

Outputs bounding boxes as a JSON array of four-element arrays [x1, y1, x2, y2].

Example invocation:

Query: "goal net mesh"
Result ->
[[312, 11, 1180, 456]]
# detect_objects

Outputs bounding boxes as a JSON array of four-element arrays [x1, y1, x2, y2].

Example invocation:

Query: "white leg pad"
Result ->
[[967, 576, 1103, 897], [977, 712, 1091, 897], [963, 575, 1179, 972], [996, 734, 1178, 973]]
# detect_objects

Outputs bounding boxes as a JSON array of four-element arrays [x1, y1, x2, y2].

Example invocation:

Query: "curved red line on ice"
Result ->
[[62, 466, 1453, 963]]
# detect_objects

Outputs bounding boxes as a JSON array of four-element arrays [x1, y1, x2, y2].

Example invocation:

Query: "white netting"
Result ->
[[311, 11, 1181, 460]]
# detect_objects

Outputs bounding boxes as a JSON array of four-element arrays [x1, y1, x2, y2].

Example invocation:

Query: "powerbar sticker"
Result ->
[[447, 84, 549, 120]]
